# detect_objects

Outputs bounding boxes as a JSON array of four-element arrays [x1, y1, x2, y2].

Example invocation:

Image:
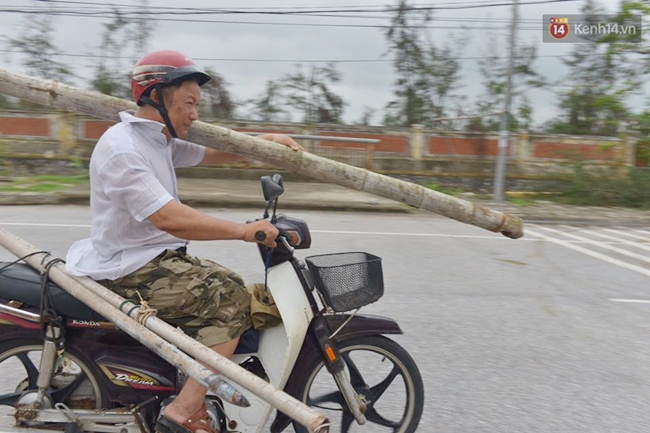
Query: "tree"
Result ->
[[383, 0, 464, 128], [0, 95, 16, 109], [4, 1, 72, 83], [132, 0, 153, 58], [629, 109, 650, 166], [600, 0, 649, 163], [200, 69, 236, 119], [91, 9, 132, 98], [600, 0, 649, 72], [245, 80, 287, 122], [516, 95, 534, 132], [468, 35, 545, 132], [91, 4, 152, 98], [280, 63, 346, 124], [544, 0, 641, 136], [354, 107, 377, 126]]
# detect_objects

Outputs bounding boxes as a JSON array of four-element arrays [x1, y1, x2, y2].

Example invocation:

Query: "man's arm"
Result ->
[[200, 133, 305, 166], [148, 200, 278, 247]]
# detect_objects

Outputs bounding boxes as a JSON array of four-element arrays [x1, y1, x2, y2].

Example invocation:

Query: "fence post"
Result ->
[[624, 136, 637, 167], [516, 130, 531, 162], [53, 111, 78, 153], [366, 144, 375, 171], [410, 124, 425, 161], [302, 124, 317, 153]]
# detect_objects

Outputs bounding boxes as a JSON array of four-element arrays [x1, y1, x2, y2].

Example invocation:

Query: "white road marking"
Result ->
[[534, 225, 650, 263], [609, 299, 650, 304], [571, 227, 650, 252], [0, 222, 91, 228], [0, 222, 543, 240], [310, 229, 534, 239], [526, 228, 650, 277], [605, 228, 650, 242]]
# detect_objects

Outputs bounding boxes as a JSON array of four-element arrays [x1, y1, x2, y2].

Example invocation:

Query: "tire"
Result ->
[[293, 335, 424, 433], [0, 339, 108, 417]]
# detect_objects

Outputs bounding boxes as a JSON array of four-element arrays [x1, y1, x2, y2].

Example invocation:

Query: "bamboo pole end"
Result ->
[[496, 215, 524, 239]]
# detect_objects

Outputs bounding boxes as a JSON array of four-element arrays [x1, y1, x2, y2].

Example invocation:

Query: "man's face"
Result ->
[[163, 80, 201, 139]]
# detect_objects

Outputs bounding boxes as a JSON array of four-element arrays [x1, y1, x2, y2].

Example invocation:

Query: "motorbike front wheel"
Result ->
[[293, 335, 424, 433]]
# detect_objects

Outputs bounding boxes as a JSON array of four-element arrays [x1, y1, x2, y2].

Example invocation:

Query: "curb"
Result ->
[[0, 192, 67, 206], [2, 192, 649, 226], [0, 191, 413, 213]]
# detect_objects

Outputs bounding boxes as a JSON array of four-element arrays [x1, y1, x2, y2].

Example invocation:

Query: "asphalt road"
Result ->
[[0, 206, 649, 432]]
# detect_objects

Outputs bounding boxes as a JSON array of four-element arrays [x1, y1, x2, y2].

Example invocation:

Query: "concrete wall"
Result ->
[[0, 110, 638, 179]]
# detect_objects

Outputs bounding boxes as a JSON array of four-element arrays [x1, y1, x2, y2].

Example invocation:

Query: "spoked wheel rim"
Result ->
[[300, 338, 422, 432], [0, 344, 104, 412]]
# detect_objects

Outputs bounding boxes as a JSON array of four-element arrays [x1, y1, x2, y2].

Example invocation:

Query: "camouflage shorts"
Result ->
[[98, 249, 252, 347]]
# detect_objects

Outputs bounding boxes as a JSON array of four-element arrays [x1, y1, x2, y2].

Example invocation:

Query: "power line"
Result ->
[[0, 9, 570, 31], [0, 0, 583, 18], [7, 0, 581, 12], [0, 5, 545, 20], [0, 0, 588, 30], [38, 0, 542, 8], [0, 8, 549, 23], [0, 49, 619, 63], [0, 10, 564, 32]]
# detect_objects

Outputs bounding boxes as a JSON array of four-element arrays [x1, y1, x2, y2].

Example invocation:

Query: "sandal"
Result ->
[[156, 402, 220, 433]]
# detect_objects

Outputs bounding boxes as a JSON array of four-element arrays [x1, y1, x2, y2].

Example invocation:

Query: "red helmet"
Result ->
[[131, 50, 211, 103]]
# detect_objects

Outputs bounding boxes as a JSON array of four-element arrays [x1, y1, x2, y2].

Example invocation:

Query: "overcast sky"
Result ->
[[0, 0, 642, 127]]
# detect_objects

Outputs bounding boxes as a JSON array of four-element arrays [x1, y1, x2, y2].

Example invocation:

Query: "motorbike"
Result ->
[[0, 174, 424, 433]]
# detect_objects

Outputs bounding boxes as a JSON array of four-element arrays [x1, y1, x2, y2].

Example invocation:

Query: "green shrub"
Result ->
[[0, 174, 89, 193], [425, 182, 465, 196], [539, 165, 650, 208]]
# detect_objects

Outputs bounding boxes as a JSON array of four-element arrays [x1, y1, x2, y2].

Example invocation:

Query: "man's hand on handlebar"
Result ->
[[243, 220, 278, 248]]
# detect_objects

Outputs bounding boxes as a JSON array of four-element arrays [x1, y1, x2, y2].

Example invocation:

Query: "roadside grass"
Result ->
[[505, 196, 536, 206], [425, 182, 466, 196], [0, 174, 89, 193], [535, 166, 650, 209], [423, 181, 539, 205], [422, 166, 650, 209]]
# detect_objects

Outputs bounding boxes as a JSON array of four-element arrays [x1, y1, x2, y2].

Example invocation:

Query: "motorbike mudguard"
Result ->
[[269, 313, 402, 433]]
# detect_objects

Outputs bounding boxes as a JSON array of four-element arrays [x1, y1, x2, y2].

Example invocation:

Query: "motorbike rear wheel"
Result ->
[[293, 335, 424, 433], [0, 339, 108, 418]]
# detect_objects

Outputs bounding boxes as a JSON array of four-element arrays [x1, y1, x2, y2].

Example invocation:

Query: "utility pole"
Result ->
[[493, 0, 518, 202]]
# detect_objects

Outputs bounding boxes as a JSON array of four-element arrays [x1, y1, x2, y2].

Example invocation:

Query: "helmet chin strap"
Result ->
[[140, 84, 178, 139]]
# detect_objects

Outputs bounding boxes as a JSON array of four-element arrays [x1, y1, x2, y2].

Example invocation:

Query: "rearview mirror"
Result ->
[[261, 174, 284, 202]]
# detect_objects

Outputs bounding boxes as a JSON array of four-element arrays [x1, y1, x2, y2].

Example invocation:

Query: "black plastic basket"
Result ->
[[305, 252, 384, 312]]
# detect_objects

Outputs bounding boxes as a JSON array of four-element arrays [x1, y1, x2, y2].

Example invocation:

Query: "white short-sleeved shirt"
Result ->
[[65, 112, 206, 280]]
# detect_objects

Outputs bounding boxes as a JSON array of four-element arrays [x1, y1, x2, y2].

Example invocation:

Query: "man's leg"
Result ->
[[102, 252, 252, 431], [161, 337, 240, 431]]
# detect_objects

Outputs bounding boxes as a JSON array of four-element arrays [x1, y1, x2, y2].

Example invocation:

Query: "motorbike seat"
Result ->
[[0, 262, 262, 354], [0, 262, 107, 321]]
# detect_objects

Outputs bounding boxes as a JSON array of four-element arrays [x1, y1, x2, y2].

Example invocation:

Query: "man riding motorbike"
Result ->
[[65, 49, 303, 433]]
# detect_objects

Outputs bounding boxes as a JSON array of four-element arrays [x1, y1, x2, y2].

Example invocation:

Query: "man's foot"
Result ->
[[156, 401, 219, 433]]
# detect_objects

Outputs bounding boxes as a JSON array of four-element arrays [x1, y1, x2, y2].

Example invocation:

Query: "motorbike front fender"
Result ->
[[325, 313, 403, 341], [269, 313, 402, 433]]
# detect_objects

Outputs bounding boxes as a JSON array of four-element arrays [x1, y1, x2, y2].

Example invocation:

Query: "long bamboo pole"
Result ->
[[0, 69, 523, 239], [0, 229, 329, 433]]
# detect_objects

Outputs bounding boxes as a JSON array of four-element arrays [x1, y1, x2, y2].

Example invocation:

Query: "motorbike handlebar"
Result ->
[[255, 229, 294, 252]]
